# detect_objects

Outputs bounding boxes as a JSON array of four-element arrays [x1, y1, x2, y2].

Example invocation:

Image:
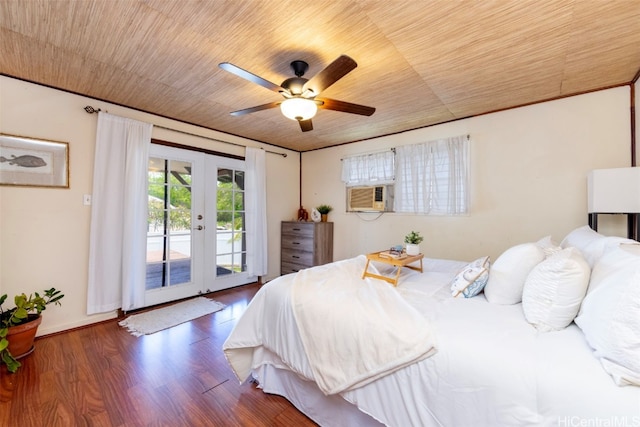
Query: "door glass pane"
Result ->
[[217, 167, 246, 276], [146, 157, 193, 289]]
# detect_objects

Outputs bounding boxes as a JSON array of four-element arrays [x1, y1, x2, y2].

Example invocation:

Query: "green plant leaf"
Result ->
[[49, 295, 64, 305], [1, 350, 20, 373], [14, 307, 28, 320], [0, 338, 7, 352], [14, 294, 27, 307]]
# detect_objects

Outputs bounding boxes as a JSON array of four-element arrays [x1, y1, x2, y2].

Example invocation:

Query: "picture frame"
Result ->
[[0, 134, 69, 188]]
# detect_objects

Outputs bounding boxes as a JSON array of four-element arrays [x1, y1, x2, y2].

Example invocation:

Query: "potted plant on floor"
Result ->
[[0, 288, 64, 373], [315, 204, 333, 222], [404, 231, 424, 256]]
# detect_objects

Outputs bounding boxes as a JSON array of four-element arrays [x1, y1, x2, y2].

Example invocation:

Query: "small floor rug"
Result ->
[[119, 297, 225, 336]]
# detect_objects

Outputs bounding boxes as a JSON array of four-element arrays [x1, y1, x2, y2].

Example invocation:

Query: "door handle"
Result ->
[[194, 225, 204, 230]]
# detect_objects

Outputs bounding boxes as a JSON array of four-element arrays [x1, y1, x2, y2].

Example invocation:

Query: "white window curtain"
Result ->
[[244, 147, 268, 276], [341, 150, 395, 186], [394, 135, 469, 215], [87, 113, 152, 314]]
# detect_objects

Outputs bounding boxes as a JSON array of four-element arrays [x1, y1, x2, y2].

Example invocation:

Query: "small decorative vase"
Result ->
[[321, 214, 328, 222], [406, 243, 420, 256]]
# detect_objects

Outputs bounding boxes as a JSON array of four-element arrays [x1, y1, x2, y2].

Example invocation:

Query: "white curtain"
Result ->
[[245, 147, 268, 276], [87, 113, 152, 314], [341, 150, 395, 186], [394, 135, 469, 215]]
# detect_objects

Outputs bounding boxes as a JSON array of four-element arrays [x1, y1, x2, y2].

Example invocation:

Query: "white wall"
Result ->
[[302, 87, 632, 263], [0, 76, 299, 335]]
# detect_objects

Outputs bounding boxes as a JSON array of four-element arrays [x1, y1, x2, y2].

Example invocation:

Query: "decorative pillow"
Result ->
[[484, 243, 546, 305], [450, 256, 490, 298], [575, 245, 640, 386], [522, 247, 590, 332]]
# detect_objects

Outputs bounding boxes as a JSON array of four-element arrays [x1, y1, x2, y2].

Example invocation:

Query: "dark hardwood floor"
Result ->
[[0, 284, 318, 426]]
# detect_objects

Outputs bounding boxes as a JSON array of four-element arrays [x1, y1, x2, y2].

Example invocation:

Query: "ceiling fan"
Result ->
[[219, 55, 375, 132]]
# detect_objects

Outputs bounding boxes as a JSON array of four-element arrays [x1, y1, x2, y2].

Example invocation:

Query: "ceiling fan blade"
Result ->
[[230, 102, 280, 116], [219, 62, 284, 93], [299, 119, 313, 132], [317, 98, 375, 116], [302, 55, 357, 96]]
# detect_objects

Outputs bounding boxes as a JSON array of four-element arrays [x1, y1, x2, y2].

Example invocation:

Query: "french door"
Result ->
[[144, 144, 254, 307]]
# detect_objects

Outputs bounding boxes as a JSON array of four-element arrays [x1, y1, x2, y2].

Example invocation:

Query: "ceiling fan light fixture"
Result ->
[[280, 98, 317, 121]]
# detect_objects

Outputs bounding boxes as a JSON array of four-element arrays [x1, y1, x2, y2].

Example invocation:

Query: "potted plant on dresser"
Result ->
[[0, 288, 64, 373], [315, 204, 333, 222], [404, 231, 424, 256]]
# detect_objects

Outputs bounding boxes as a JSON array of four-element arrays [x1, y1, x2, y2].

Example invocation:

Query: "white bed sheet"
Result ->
[[224, 256, 640, 427]]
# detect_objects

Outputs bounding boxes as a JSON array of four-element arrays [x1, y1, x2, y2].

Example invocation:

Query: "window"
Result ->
[[146, 157, 194, 289], [341, 150, 395, 186], [216, 167, 246, 276], [394, 135, 469, 215]]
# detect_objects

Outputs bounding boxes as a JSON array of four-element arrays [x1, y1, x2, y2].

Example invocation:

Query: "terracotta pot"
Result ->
[[7, 314, 42, 359], [321, 214, 328, 222]]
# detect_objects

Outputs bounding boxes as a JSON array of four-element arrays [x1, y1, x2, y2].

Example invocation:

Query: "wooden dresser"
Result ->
[[281, 221, 334, 275]]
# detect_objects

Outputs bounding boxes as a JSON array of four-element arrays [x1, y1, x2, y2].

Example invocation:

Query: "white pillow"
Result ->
[[522, 247, 590, 332], [536, 235, 561, 256], [484, 243, 546, 305], [559, 225, 636, 268], [560, 225, 604, 251], [450, 256, 490, 298], [585, 243, 640, 295], [581, 236, 638, 268], [575, 246, 640, 386]]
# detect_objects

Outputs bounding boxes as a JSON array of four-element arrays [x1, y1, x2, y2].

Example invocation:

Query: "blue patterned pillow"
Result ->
[[450, 256, 491, 298]]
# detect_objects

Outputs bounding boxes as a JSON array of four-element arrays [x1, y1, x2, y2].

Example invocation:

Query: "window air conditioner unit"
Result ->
[[347, 185, 387, 212]]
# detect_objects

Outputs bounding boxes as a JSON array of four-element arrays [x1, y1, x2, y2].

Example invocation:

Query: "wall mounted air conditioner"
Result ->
[[347, 185, 390, 212]]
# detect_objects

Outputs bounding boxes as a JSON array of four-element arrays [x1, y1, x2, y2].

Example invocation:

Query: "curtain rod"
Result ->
[[83, 106, 287, 158], [340, 134, 470, 160], [340, 147, 395, 161]]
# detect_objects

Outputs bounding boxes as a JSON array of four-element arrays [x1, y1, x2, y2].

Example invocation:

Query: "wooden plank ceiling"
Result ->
[[1, 0, 639, 152]]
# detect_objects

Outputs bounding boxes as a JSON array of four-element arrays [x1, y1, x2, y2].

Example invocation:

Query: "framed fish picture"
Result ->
[[0, 134, 69, 188]]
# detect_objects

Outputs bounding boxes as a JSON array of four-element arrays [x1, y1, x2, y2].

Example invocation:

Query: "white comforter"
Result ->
[[291, 257, 436, 394], [223, 256, 640, 427]]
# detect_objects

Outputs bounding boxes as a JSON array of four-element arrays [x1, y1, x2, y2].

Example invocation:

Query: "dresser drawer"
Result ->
[[281, 248, 313, 266], [281, 237, 314, 251], [281, 261, 308, 275], [281, 222, 315, 238]]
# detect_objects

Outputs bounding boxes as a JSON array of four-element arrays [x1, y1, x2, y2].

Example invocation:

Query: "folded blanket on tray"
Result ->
[[291, 255, 437, 395]]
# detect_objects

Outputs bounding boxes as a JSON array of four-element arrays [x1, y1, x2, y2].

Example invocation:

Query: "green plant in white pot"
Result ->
[[404, 231, 424, 256]]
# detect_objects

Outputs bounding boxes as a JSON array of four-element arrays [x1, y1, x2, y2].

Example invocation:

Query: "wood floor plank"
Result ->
[[0, 284, 318, 426]]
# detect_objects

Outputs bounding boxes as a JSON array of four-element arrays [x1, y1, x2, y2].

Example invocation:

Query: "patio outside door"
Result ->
[[144, 144, 254, 307]]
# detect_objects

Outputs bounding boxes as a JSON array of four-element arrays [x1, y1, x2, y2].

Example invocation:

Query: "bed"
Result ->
[[223, 226, 640, 426]]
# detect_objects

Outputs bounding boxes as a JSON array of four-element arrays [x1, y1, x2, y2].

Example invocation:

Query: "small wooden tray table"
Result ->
[[362, 251, 424, 286]]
